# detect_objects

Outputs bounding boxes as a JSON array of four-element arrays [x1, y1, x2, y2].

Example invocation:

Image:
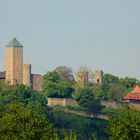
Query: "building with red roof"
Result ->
[[122, 86, 140, 103]]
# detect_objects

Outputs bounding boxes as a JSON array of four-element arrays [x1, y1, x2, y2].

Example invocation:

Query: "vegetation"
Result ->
[[0, 81, 79, 140], [43, 71, 73, 98], [0, 81, 58, 139], [76, 88, 94, 108], [54, 66, 75, 83], [95, 73, 140, 101], [1, 65, 140, 139], [43, 66, 140, 101], [47, 108, 108, 140], [108, 106, 140, 140], [75, 87, 104, 115], [0, 103, 56, 140], [76, 66, 92, 88]]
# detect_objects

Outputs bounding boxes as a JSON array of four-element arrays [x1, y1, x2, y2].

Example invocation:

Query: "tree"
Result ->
[[43, 71, 73, 98], [76, 88, 94, 108], [54, 66, 74, 82], [76, 66, 90, 88], [95, 81, 110, 100], [108, 106, 140, 140], [103, 73, 120, 84], [107, 83, 126, 101], [44, 71, 60, 83], [57, 82, 73, 98], [0, 103, 56, 140], [120, 77, 139, 89], [86, 100, 104, 115]]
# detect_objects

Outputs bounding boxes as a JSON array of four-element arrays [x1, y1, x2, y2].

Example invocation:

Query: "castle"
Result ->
[[1, 37, 43, 91], [0, 37, 103, 91]]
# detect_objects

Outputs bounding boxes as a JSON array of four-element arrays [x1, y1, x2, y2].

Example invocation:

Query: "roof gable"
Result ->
[[132, 86, 140, 93], [6, 37, 23, 48]]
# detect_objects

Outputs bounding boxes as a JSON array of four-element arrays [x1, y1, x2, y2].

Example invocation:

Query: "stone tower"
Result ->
[[95, 70, 103, 85], [23, 64, 31, 87], [6, 38, 23, 84]]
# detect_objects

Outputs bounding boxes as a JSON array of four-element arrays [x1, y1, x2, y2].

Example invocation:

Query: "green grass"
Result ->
[[48, 108, 109, 140]]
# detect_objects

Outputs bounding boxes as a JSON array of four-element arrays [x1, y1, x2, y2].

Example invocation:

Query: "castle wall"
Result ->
[[47, 98, 140, 111], [47, 98, 78, 107], [31, 74, 43, 91], [23, 64, 31, 87]]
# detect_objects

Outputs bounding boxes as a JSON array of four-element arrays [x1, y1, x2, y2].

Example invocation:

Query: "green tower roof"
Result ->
[[6, 37, 23, 48]]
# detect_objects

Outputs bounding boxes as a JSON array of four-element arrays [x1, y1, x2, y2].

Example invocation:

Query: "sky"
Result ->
[[0, 0, 140, 79]]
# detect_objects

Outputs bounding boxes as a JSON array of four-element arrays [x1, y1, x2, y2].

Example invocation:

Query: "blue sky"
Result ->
[[0, 0, 140, 79]]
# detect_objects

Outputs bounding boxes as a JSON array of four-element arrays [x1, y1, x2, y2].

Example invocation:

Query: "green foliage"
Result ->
[[76, 66, 90, 88], [120, 77, 139, 89], [95, 73, 127, 101], [103, 73, 120, 84], [0, 83, 47, 113], [43, 81, 58, 97], [86, 100, 104, 115], [75, 88, 104, 114], [0, 103, 56, 140], [96, 82, 110, 100], [65, 105, 86, 112], [0, 81, 60, 139], [44, 71, 61, 83], [57, 82, 73, 97], [48, 109, 108, 140], [43, 71, 73, 98], [108, 106, 140, 140], [76, 88, 94, 108], [100, 74, 140, 101], [90, 133, 98, 140]]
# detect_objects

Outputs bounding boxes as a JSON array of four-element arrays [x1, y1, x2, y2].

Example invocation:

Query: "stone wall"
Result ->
[[23, 64, 31, 87], [101, 100, 140, 111], [100, 100, 122, 109], [47, 98, 78, 107], [31, 74, 43, 91], [47, 98, 140, 111]]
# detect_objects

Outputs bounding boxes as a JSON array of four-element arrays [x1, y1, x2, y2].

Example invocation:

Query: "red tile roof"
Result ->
[[123, 86, 140, 101], [123, 93, 140, 100], [132, 86, 140, 93]]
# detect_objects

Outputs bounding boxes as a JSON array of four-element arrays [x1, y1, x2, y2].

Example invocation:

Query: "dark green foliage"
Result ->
[[108, 106, 140, 140], [120, 77, 139, 89], [0, 81, 59, 140], [57, 82, 73, 97], [48, 109, 108, 140], [75, 88, 104, 114], [43, 71, 73, 98], [86, 100, 104, 115], [76, 88, 94, 108], [44, 71, 60, 83], [0, 103, 56, 140], [95, 73, 131, 101], [0, 82, 47, 113], [103, 73, 120, 84]]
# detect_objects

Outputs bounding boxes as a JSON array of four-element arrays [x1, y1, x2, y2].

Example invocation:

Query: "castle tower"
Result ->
[[23, 64, 31, 87], [95, 70, 103, 85], [6, 38, 23, 84]]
